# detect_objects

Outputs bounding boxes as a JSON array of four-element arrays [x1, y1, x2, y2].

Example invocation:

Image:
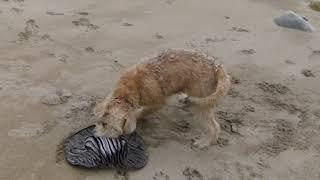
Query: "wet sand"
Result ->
[[0, 0, 320, 179]]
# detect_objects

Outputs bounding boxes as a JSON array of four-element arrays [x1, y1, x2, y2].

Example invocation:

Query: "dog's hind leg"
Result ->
[[191, 109, 220, 149]]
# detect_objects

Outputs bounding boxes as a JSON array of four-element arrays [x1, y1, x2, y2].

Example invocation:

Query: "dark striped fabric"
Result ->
[[64, 125, 148, 169], [84, 136, 127, 168]]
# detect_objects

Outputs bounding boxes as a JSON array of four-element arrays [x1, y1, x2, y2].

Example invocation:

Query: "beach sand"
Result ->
[[0, 0, 320, 179]]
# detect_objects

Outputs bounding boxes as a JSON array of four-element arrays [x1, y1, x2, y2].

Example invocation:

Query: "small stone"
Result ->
[[274, 11, 315, 32], [241, 49, 256, 55], [310, 1, 320, 12], [285, 59, 295, 64], [301, 69, 315, 77], [58, 54, 68, 63], [85, 46, 95, 52], [230, 123, 239, 133], [154, 33, 164, 39]]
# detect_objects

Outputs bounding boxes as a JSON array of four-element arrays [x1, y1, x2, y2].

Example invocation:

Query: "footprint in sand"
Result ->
[[243, 105, 255, 113], [153, 171, 170, 180], [231, 76, 241, 85], [114, 169, 129, 180], [77, 12, 89, 16], [235, 162, 263, 180], [227, 87, 240, 98], [8, 120, 56, 138], [164, 0, 175, 5], [72, 18, 99, 31], [85, 46, 95, 53], [230, 27, 250, 32], [301, 69, 315, 77], [46, 11, 64, 16], [18, 19, 39, 41], [122, 22, 134, 26], [8, 123, 44, 138], [3, 0, 24, 3], [40, 89, 72, 105], [11, 7, 23, 14], [183, 167, 204, 180], [308, 50, 320, 64], [256, 81, 290, 95]]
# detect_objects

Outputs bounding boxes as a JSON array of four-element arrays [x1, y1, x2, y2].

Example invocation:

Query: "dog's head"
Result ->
[[93, 96, 143, 138]]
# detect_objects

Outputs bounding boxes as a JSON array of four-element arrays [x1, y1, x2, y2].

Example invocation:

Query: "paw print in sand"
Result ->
[[153, 171, 170, 180]]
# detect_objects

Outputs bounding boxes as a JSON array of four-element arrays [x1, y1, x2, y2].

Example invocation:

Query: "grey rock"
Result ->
[[274, 11, 316, 32]]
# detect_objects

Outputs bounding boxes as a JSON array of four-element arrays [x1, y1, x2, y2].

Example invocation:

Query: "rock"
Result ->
[[274, 11, 316, 32], [310, 1, 320, 12]]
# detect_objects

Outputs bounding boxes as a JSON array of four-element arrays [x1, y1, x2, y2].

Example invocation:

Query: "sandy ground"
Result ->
[[1, 0, 320, 179]]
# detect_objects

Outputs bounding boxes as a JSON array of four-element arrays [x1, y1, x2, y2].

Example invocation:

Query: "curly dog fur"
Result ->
[[94, 49, 231, 149]]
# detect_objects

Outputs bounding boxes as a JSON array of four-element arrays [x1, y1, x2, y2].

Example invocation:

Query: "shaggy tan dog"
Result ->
[[94, 49, 231, 148]]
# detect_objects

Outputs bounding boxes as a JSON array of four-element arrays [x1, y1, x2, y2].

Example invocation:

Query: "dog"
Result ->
[[94, 49, 231, 149]]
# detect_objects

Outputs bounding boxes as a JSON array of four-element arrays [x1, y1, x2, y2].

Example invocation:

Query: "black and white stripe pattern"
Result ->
[[64, 125, 148, 169], [84, 136, 127, 168]]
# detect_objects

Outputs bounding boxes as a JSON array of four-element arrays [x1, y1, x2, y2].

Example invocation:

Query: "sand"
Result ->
[[0, 0, 320, 179]]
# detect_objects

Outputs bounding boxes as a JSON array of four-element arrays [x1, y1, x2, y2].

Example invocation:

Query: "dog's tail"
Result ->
[[188, 65, 231, 108]]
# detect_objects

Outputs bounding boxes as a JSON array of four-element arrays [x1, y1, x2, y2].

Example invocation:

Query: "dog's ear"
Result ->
[[123, 107, 143, 134]]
